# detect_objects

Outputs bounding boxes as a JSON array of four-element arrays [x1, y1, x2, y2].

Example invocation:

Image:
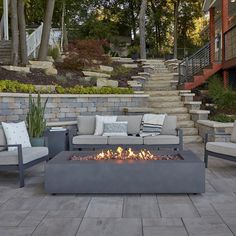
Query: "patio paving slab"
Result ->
[[123, 195, 160, 218], [0, 226, 35, 236], [76, 218, 142, 236], [32, 217, 82, 236], [0, 144, 236, 235], [84, 197, 123, 218], [183, 217, 234, 236]]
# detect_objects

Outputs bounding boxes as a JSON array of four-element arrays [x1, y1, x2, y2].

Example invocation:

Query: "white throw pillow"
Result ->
[[2, 121, 32, 151], [103, 122, 128, 137], [94, 115, 117, 136]]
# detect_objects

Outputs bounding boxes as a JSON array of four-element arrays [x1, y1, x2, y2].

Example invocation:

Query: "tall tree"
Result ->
[[18, 0, 28, 65], [10, 0, 19, 65], [139, 0, 147, 59], [173, 0, 180, 59], [38, 0, 56, 60]]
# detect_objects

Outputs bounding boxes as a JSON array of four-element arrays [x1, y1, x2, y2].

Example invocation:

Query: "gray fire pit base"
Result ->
[[45, 151, 205, 194]]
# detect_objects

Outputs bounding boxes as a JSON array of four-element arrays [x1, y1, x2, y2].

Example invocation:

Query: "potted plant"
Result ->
[[26, 93, 48, 147]]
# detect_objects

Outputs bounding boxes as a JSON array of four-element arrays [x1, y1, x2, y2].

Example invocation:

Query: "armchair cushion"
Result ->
[[108, 136, 143, 145], [206, 142, 236, 157], [117, 116, 142, 135], [231, 121, 236, 143], [0, 147, 48, 165], [0, 126, 7, 151]]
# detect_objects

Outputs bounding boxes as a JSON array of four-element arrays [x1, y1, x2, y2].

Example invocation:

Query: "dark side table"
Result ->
[[45, 128, 69, 159]]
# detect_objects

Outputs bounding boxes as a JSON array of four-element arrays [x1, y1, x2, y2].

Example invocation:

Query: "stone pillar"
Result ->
[[209, 7, 215, 63]]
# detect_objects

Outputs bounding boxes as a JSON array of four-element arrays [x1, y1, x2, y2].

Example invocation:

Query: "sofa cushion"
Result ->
[[0, 125, 7, 151], [2, 121, 32, 151], [144, 135, 179, 145], [94, 115, 117, 136], [108, 136, 143, 145], [161, 116, 177, 135], [206, 142, 236, 157], [103, 122, 128, 136], [77, 116, 96, 135], [0, 147, 48, 165], [117, 116, 142, 135], [73, 135, 108, 145], [231, 121, 236, 143]]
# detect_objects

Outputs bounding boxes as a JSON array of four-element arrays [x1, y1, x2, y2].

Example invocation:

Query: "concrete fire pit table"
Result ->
[[45, 150, 205, 194]]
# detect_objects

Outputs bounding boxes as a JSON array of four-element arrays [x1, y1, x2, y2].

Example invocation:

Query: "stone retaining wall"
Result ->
[[0, 93, 149, 123], [197, 120, 234, 142]]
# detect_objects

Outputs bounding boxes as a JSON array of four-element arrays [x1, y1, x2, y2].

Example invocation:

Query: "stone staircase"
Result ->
[[144, 60, 203, 143], [125, 59, 204, 144]]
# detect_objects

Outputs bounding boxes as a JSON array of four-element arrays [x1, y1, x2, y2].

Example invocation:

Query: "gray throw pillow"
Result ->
[[231, 121, 236, 143], [103, 122, 128, 136], [117, 116, 142, 135], [161, 116, 177, 135]]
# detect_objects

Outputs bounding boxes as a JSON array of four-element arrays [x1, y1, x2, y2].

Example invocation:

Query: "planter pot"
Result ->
[[30, 137, 45, 147]]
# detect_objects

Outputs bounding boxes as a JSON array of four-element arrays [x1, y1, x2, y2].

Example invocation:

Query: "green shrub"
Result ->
[[210, 114, 236, 123], [208, 77, 236, 109], [111, 66, 132, 77], [0, 80, 133, 94], [48, 46, 60, 60]]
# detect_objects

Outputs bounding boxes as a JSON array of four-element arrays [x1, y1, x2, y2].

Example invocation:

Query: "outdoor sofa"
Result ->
[[0, 125, 49, 187], [69, 115, 183, 151], [204, 121, 236, 168]]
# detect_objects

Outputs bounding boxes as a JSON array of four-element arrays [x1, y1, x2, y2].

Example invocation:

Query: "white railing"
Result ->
[[26, 23, 43, 58]]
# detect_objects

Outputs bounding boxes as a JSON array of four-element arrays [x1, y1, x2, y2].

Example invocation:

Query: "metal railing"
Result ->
[[178, 35, 222, 86], [26, 23, 43, 58], [224, 25, 236, 61]]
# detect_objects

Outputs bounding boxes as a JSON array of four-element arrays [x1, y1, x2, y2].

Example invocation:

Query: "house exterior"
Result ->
[[179, 0, 236, 89]]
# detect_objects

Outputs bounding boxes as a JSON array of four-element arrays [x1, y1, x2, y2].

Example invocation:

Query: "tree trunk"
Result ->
[[0, 16, 3, 40], [63, 23, 69, 51], [60, 0, 65, 52], [18, 0, 28, 65], [10, 0, 19, 65], [38, 0, 56, 61], [139, 0, 147, 59], [173, 0, 180, 59]]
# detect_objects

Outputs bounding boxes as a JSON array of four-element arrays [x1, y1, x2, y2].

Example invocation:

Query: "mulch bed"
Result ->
[[0, 61, 143, 88]]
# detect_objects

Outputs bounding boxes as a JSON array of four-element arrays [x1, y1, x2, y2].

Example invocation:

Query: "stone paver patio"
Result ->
[[0, 143, 236, 236]]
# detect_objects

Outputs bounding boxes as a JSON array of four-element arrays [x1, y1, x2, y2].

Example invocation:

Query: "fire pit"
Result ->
[[69, 147, 183, 161], [45, 149, 205, 194]]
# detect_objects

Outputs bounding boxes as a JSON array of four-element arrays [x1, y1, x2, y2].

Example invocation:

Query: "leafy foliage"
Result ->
[[61, 39, 111, 70], [26, 93, 48, 138], [0, 80, 133, 94], [208, 77, 236, 110], [210, 114, 236, 123]]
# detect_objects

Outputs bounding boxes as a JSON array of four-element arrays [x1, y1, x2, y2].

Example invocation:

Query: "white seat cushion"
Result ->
[[206, 142, 236, 157], [144, 135, 179, 145], [0, 147, 48, 165], [108, 136, 143, 145], [73, 135, 108, 145]]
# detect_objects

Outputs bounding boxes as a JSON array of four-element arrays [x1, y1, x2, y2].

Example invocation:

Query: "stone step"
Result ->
[[145, 82, 172, 87], [152, 107, 188, 114], [184, 136, 203, 144], [177, 120, 195, 128], [182, 128, 198, 136], [148, 91, 180, 96], [145, 87, 174, 91], [150, 73, 176, 78], [148, 96, 181, 102], [149, 101, 184, 108], [176, 114, 191, 121]]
